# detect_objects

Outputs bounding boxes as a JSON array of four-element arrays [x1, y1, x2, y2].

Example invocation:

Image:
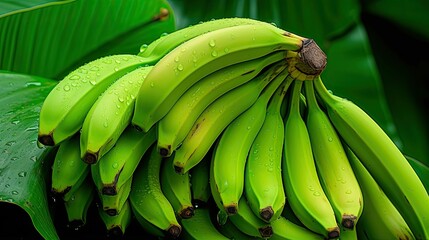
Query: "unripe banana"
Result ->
[[283, 80, 340, 239], [160, 155, 194, 219], [98, 125, 156, 195], [99, 176, 132, 216], [132, 23, 304, 132], [217, 218, 257, 240], [345, 146, 415, 240], [63, 176, 95, 231], [189, 152, 211, 207], [80, 66, 153, 164], [137, 17, 305, 64], [129, 144, 181, 239], [51, 133, 90, 201], [314, 76, 429, 239], [244, 75, 292, 223], [304, 80, 363, 230], [38, 54, 147, 146], [98, 200, 132, 238], [181, 207, 230, 240], [211, 67, 289, 216], [157, 51, 286, 157], [173, 61, 287, 174], [270, 216, 325, 240]]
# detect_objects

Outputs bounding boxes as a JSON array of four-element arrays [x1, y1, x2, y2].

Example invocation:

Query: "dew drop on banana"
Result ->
[[90, 80, 96, 86], [177, 64, 184, 71], [63, 85, 71, 92], [70, 75, 80, 80], [313, 191, 321, 196], [139, 44, 148, 53], [18, 171, 27, 177], [11, 190, 19, 195], [112, 162, 119, 169], [211, 50, 218, 57]]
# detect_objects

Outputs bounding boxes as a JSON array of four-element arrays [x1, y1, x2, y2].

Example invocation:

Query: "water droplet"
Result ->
[[25, 126, 38, 132], [174, 56, 180, 62], [10, 157, 17, 161], [150, 82, 155, 87], [5, 184, 10, 188], [247, 126, 251, 130], [115, 59, 121, 64], [224, 48, 229, 53], [211, 50, 218, 57], [78, 68, 88, 74], [112, 162, 119, 169], [63, 85, 70, 91], [118, 97, 124, 103], [30, 156, 37, 162], [270, 22, 277, 27], [308, 186, 314, 191], [70, 75, 80, 80], [90, 66, 100, 71], [103, 121, 108, 128], [11, 190, 19, 195], [328, 137, 333, 142], [114, 67, 119, 72], [209, 39, 216, 47], [11, 120, 20, 125], [345, 189, 352, 194], [90, 80, 96, 85], [18, 171, 27, 177], [25, 82, 41, 87], [140, 44, 148, 53], [160, 32, 168, 37], [177, 64, 184, 71], [313, 191, 321, 196]]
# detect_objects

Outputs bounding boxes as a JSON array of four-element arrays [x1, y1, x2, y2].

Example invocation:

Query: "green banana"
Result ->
[[173, 61, 288, 174], [80, 66, 153, 164], [129, 143, 181, 239], [228, 197, 274, 239], [51, 133, 90, 201], [282, 80, 339, 239], [211, 68, 289, 216], [63, 176, 95, 231], [98, 200, 132, 238], [132, 23, 304, 132], [314, 76, 429, 239], [98, 125, 156, 195], [189, 152, 211, 207], [270, 216, 325, 240], [339, 227, 358, 240], [244, 75, 292, 223], [38, 54, 147, 146], [156, 51, 286, 157], [181, 207, 230, 240], [160, 155, 194, 219], [304, 80, 363, 229], [99, 175, 132, 216], [209, 145, 272, 239], [345, 146, 415, 240], [137, 17, 305, 64]]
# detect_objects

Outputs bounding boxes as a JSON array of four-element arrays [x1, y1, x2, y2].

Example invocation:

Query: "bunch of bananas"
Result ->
[[38, 17, 429, 239]]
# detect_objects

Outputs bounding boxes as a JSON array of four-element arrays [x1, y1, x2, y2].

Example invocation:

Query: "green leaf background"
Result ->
[[0, 0, 428, 238]]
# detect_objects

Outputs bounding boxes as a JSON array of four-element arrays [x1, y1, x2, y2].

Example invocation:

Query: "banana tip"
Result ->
[[83, 152, 98, 164], [107, 227, 124, 238], [102, 186, 118, 196], [225, 205, 238, 215], [341, 215, 357, 229], [38, 134, 55, 146], [159, 146, 171, 157], [167, 225, 182, 238], [327, 227, 340, 239], [179, 206, 195, 219], [259, 226, 273, 238], [105, 209, 118, 216], [296, 39, 327, 75], [260, 206, 274, 222]]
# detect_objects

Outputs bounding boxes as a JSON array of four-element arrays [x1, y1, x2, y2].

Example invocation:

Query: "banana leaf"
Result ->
[[0, 0, 176, 80]]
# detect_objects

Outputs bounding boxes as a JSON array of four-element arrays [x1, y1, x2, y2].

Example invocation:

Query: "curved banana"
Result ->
[[80, 66, 153, 164], [314, 76, 429, 239], [189, 152, 211, 207], [99, 175, 132, 216], [157, 51, 286, 157], [129, 144, 181, 239], [63, 176, 95, 231], [98, 125, 156, 194], [304, 80, 363, 230], [38, 54, 147, 146], [283, 80, 339, 239], [173, 61, 288, 174], [132, 23, 304, 132], [181, 207, 230, 240], [160, 155, 194, 219], [51, 133, 90, 201], [345, 146, 415, 240], [228, 197, 274, 239], [98, 200, 132, 238], [138, 17, 305, 64], [211, 68, 289, 216], [244, 75, 292, 223], [209, 147, 272, 239], [270, 216, 325, 240]]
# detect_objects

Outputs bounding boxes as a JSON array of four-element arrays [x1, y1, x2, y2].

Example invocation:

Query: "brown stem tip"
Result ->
[[167, 225, 182, 239], [260, 206, 274, 222], [296, 39, 327, 75], [38, 134, 55, 146], [259, 226, 273, 238]]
